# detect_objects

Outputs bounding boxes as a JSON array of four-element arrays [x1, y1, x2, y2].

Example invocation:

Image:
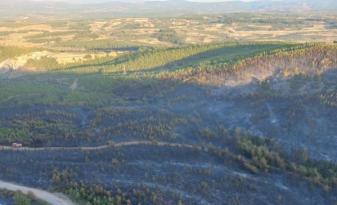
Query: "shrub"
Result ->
[[13, 192, 31, 205]]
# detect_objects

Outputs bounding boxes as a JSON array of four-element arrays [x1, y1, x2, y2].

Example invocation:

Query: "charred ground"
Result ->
[[0, 43, 337, 204]]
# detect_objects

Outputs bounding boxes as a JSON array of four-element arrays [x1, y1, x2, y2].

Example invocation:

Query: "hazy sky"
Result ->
[[28, 0, 282, 4], [31, 0, 261, 2]]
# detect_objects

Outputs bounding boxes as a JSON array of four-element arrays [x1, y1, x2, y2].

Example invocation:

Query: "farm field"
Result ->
[[0, 4, 337, 205], [1, 12, 337, 73]]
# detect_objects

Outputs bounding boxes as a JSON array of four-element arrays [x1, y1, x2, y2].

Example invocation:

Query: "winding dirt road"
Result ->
[[0, 141, 207, 205], [0, 180, 75, 205], [0, 140, 203, 152]]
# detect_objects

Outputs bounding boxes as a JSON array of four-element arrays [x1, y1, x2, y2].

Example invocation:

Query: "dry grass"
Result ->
[[0, 14, 336, 71]]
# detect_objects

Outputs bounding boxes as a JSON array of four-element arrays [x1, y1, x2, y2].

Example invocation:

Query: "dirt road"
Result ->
[[0, 141, 205, 205], [0, 140, 202, 152], [0, 180, 75, 205]]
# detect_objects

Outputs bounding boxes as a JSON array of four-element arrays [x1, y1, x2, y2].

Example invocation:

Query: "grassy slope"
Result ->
[[1, 42, 334, 108], [42, 42, 295, 74], [0, 42, 311, 107]]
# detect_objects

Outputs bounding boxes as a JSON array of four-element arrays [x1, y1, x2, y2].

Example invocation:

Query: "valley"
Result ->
[[0, 3, 337, 205]]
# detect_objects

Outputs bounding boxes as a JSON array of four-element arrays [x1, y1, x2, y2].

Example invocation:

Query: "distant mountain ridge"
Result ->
[[0, 0, 336, 18]]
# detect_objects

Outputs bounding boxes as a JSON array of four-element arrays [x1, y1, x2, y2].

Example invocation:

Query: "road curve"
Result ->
[[0, 180, 76, 205]]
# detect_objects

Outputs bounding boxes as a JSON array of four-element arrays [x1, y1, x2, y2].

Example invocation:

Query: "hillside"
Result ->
[[1, 43, 337, 205], [1, 6, 337, 205]]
